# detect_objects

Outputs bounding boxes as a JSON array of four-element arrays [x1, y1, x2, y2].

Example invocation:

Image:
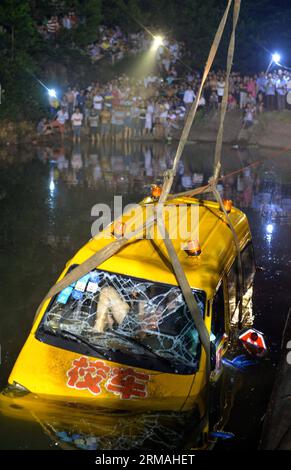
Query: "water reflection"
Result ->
[[32, 142, 291, 231], [0, 357, 251, 451], [0, 142, 291, 449], [0, 391, 198, 450], [35, 141, 175, 194]]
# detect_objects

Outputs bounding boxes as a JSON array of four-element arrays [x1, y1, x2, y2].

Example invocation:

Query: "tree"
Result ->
[[102, 0, 144, 32], [0, 0, 37, 59], [0, 1, 44, 119], [73, 0, 102, 45]]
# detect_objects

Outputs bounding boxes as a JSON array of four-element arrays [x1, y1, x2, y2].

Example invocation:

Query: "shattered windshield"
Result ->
[[38, 269, 206, 374]]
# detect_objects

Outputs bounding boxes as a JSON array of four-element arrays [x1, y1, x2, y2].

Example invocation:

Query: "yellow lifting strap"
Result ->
[[213, 0, 244, 328], [157, 0, 241, 376], [158, 0, 234, 205], [214, 0, 241, 178]]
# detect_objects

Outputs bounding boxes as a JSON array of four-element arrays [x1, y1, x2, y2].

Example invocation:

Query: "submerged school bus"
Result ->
[[7, 195, 255, 417]]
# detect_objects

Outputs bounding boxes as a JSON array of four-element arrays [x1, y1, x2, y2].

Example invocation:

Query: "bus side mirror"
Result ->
[[210, 342, 217, 371]]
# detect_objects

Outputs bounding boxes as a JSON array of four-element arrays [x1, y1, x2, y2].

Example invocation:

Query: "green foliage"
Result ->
[[169, 0, 222, 64], [0, 0, 46, 120], [0, 56, 47, 121], [101, 0, 144, 32], [72, 0, 102, 45], [0, 0, 37, 56]]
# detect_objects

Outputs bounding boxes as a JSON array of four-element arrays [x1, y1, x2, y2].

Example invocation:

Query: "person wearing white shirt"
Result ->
[[56, 108, 68, 125], [145, 102, 154, 134], [62, 15, 72, 29], [51, 106, 68, 139], [198, 96, 206, 108], [183, 86, 196, 115], [72, 88, 79, 107], [276, 70, 287, 110], [217, 80, 225, 103], [93, 93, 104, 113], [71, 107, 83, 143]]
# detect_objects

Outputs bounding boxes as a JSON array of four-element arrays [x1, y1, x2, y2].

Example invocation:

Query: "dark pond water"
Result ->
[[0, 140, 290, 450]]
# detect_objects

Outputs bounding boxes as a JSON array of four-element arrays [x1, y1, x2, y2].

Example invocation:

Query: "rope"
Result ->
[[211, 186, 244, 328], [33, 214, 157, 321], [167, 140, 291, 202], [165, 1, 244, 333], [213, 0, 241, 178], [156, 208, 211, 377], [159, 0, 233, 205], [154, 0, 240, 400], [212, 0, 244, 327], [156, 1, 244, 359]]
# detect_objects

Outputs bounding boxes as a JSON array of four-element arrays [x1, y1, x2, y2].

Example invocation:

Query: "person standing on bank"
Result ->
[[88, 107, 99, 144], [265, 73, 276, 111], [51, 106, 68, 140], [276, 70, 287, 111], [217, 77, 226, 107], [71, 107, 83, 143], [183, 85, 196, 116]]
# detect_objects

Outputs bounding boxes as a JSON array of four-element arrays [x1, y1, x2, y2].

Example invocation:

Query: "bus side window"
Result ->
[[227, 262, 238, 319], [211, 283, 225, 343], [241, 243, 256, 291]]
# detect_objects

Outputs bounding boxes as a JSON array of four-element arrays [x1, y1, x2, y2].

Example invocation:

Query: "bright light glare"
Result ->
[[49, 179, 55, 193], [266, 223, 274, 234], [152, 35, 164, 50], [48, 88, 57, 98], [272, 53, 281, 64]]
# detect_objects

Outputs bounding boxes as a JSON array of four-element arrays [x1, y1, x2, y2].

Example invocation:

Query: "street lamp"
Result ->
[[152, 35, 164, 51], [266, 52, 281, 73], [272, 53, 281, 65], [48, 88, 57, 98]]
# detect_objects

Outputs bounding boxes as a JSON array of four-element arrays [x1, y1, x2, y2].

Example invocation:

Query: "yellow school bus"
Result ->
[[7, 196, 255, 421]]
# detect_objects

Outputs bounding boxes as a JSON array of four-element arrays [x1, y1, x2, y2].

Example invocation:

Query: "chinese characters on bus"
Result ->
[[67, 357, 150, 399]]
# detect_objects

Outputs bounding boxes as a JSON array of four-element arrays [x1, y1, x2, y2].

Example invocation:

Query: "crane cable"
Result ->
[[157, 0, 242, 378]]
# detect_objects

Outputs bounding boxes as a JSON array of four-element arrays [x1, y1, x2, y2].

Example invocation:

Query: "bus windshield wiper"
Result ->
[[107, 330, 179, 372], [40, 325, 111, 360]]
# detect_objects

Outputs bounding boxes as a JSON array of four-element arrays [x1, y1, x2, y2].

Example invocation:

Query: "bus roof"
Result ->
[[69, 197, 251, 299]]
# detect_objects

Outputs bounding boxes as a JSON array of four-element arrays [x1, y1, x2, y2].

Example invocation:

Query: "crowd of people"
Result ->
[[37, 11, 79, 39], [87, 27, 153, 65], [37, 13, 185, 67], [222, 69, 291, 127], [37, 17, 150, 64], [38, 66, 291, 142], [38, 73, 184, 143], [36, 30, 187, 142], [36, 21, 291, 142]]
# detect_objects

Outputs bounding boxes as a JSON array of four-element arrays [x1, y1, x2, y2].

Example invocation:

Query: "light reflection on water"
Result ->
[[0, 141, 291, 450]]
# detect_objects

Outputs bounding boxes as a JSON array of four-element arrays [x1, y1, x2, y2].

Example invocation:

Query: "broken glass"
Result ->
[[38, 269, 206, 373]]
